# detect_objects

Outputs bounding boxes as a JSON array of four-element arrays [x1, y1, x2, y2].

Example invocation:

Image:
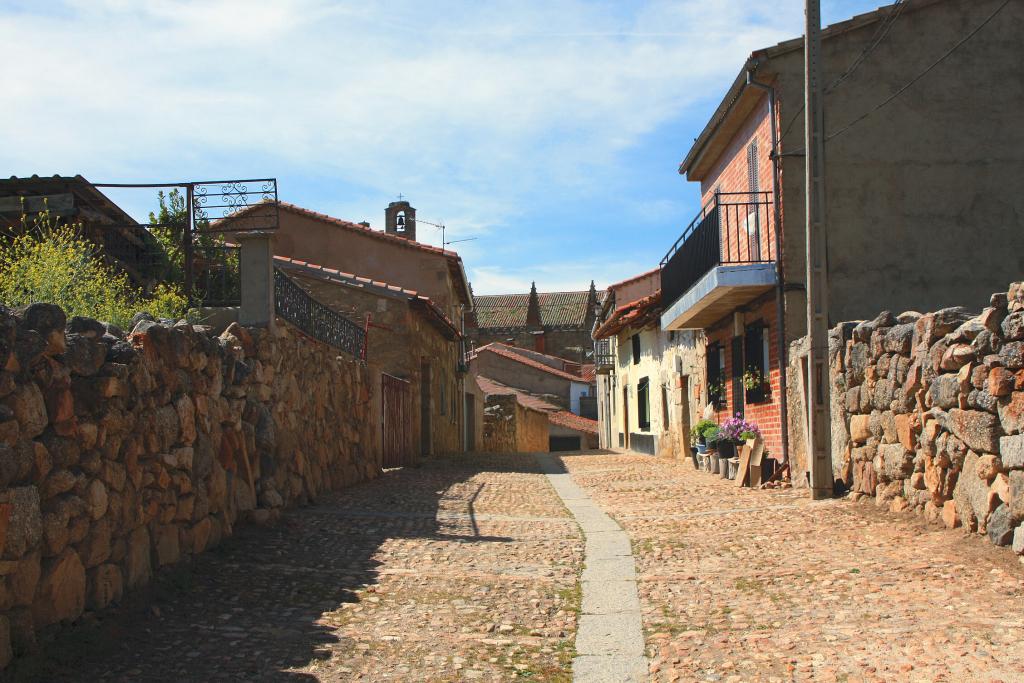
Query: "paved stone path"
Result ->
[[11, 454, 583, 682], [537, 455, 647, 682], [10, 450, 1024, 682], [560, 452, 1024, 683]]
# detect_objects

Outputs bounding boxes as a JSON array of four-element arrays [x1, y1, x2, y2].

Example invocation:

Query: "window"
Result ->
[[631, 334, 641, 365], [744, 323, 768, 403], [637, 377, 650, 431], [706, 344, 724, 407], [746, 140, 762, 260]]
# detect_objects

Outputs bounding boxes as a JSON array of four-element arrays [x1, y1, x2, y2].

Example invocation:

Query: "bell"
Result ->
[[396, 214, 406, 228]]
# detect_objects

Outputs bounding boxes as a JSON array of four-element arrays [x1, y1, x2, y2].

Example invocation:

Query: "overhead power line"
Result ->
[[825, 0, 1010, 142], [779, 0, 908, 142]]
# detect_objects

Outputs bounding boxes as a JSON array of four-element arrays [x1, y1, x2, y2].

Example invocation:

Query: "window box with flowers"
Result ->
[[742, 366, 769, 404], [707, 380, 727, 408]]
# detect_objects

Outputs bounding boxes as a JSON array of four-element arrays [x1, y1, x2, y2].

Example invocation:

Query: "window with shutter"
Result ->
[[744, 323, 768, 403], [746, 140, 762, 260], [638, 377, 650, 431]]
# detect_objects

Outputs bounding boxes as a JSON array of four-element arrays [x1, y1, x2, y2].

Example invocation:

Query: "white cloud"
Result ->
[[1, 0, 832, 291]]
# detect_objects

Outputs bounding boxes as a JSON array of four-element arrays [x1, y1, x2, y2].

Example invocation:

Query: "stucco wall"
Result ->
[[470, 351, 572, 409], [272, 210, 465, 321], [768, 0, 1024, 328], [600, 326, 704, 458]]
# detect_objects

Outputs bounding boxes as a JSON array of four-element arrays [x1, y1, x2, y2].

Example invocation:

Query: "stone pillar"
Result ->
[[238, 231, 274, 327]]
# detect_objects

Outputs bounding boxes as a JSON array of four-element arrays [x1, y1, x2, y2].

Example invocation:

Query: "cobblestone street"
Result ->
[[561, 452, 1024, 683], [11, 454, 582, 682], [10, 450, 1024, 683]]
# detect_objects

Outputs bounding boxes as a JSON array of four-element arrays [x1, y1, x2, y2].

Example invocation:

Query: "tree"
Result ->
[[147, 189, 239, 304]]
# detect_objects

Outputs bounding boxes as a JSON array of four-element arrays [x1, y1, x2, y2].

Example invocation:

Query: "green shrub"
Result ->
[[0, 212, 188, 329]]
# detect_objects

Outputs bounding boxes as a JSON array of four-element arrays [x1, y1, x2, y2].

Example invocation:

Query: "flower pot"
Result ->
[[696, 443, 707, 454], [709, 453, 720, 474], [727, 458, 739, 480], [690, 448, 699, 469], [718, 441, 736, 459]]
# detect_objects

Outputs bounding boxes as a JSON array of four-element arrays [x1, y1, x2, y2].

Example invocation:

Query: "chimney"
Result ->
[[385, 200, 416, 241]]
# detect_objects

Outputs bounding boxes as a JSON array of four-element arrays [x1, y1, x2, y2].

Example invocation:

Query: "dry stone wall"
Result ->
[[481, 395, 549, 453], [789, 281, 1024, 558], [0, 304, 375, 668]]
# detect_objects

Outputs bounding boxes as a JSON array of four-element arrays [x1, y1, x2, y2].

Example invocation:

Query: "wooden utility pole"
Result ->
[[805, 0, 833, 499]]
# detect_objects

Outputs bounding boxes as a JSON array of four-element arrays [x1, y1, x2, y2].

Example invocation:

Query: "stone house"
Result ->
[[594, 269, 704, 457], [228, 200, 473, 325], [476, 375, 598, 452], [659, 0, 1024, 465], [275, 256, 468, 457], [469, 342, 595, 416], [469, 282, 604, 364]]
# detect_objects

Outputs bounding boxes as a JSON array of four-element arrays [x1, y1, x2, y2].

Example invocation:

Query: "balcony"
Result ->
[[660, 192, 778, 330], [594, 339, 615, 374]]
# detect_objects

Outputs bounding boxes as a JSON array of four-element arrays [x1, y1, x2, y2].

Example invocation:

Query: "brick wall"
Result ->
[[707, 297, 784, 459]]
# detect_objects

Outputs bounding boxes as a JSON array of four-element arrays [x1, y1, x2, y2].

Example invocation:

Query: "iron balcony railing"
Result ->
[[273, 267, 366, 358], [659, 191, 775, 309], [594, 339, 615, 373]]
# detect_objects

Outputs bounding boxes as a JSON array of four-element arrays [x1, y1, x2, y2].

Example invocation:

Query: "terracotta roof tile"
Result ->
[[472, 343, 590, 383], [473, 290, 604, 329], [593, 291, 662, 340], [274, 255, 461, 339]]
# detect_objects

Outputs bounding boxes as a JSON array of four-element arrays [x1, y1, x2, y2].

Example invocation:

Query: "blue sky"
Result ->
[[1, 0, 885, 293]]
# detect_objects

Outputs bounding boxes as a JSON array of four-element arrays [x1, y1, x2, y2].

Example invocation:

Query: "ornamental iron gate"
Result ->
[[382, 373, 413, 468], [91, 178, 279, 306]]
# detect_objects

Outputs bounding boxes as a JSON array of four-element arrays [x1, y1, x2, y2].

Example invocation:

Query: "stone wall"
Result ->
[[481, 395, 549, 453], [787, 281, 1024, 558], [0, 304, 374, 668]]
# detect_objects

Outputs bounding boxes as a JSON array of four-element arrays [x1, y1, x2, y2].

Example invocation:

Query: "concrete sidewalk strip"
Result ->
[[582, 556, 638, 582], [572, 656, 649, 683], [585, 531, 633, 558], [581, 580, 641, 614], [536, 453, 648, 682], [574, 613, 646, 656]]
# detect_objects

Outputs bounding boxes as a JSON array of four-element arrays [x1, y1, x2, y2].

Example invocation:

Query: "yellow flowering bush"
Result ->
[[0, 214, 188, 329]]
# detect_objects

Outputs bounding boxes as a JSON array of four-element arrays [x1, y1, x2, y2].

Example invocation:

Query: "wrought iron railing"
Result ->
[[660, 191, 774, 309], [274, 268, 366, 358], [594, 339, 614, 373]]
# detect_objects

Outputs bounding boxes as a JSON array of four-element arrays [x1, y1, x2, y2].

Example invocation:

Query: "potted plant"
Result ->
[[691, 419, 717, 454], [707, 380, 727, 408], [741, 367, 765, 392], [717, 415, 760, 459], [705, 426, 722, 473]]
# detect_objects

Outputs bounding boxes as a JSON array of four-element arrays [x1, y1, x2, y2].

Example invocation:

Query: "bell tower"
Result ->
[[385, 199, 416, 241]]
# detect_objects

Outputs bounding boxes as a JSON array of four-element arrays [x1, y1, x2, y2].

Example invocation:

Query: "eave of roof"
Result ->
[[275, 255, 462, 340], [471, 342, 591, 383], [678, 0, 946, 180], [593, 291, 663, 340], [476, 375, 598, 435], [221, 201, 473, 307]]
